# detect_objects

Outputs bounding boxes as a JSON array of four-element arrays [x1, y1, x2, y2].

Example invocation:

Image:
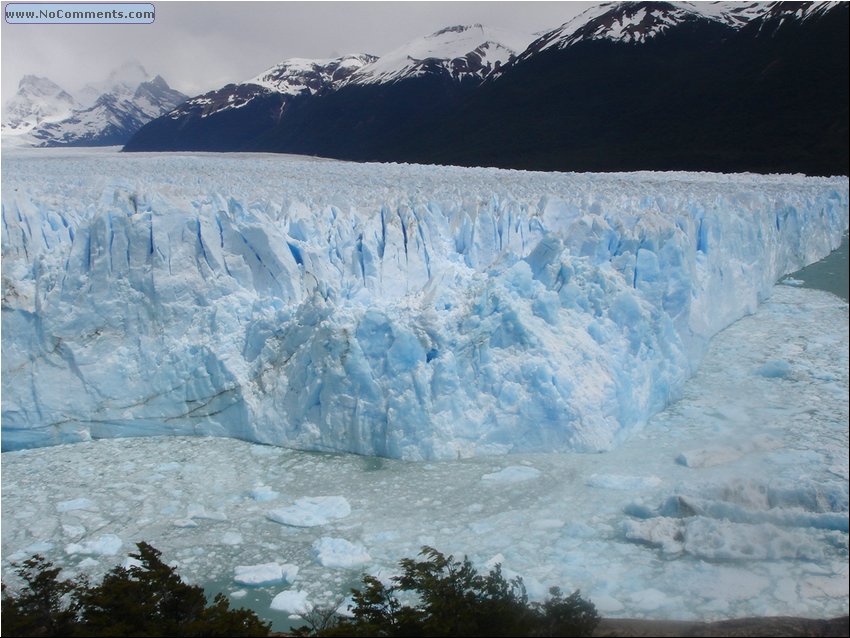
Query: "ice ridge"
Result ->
[[1, 153, 847, 459]]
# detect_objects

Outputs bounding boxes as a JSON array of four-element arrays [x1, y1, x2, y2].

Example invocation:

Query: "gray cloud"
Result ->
[[2, 1, 595, 101]]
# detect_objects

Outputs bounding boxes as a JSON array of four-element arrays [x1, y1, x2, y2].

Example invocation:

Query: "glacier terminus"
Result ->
[[1, 149, 848, 458]]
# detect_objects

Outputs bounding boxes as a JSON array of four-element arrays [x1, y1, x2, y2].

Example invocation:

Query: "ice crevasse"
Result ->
[[1, 153, 848, 459]]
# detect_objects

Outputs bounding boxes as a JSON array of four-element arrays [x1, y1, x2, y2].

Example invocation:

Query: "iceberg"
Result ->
[[2, 150, 848, 459]]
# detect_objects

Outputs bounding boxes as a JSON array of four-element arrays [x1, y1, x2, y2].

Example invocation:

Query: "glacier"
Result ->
[[1, 148, 848, 458]]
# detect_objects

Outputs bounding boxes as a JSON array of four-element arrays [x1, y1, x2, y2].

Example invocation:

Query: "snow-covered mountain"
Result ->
[[1, 75, 79, 136], [77, 60, 152, 107], [2, 63, 186, 147], [125, 1, 848, 176], [347, 24, 533, 84], [168, 54, 375, 121], [124, 24, 533, 153], [521, 0, 836, 53], [2, 153, 847, 457], [509, 0, 838, 64]]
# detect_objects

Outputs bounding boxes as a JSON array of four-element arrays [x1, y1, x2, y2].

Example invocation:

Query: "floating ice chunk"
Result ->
[[755, 359, 793, 378], [62, 524, 86, 538], [625, 514, 829, 562], [781, 277, 805, 286], [313, 537, 371, 568], [77, 557, 100, 570], [267, 496, 351, 527], [531, 518, 566, 530], [248, 485, 279, 501], [481, 466, 541, 483], [800, 573, 850, 599], [270, 589, 313, 615], [230, 589, 247, 599], [628, 588, 670, 611], [65, 534, 122, 556], [561, 521, 595, 537], [221, 531, 243, 545], [9, 541, 55, 561], [484, 553, 507, 569], [233, 561, 298, 586], [586, 474, 662, 490], [336, 595, 356, 618], [623, 518, 685, 554], [521, 576, 549, 600], [187, 503, 227, 520], [682, 518, 826, 561], [676, 447, 745, 468], [56, 498, 97, 512], [121, 557, 143, 570], [281, 564, 299, 583], [592, 594, 625, 613]]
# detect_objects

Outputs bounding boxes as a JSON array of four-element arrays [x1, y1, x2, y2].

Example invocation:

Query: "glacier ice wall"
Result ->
[[2, 151, 848, 459]]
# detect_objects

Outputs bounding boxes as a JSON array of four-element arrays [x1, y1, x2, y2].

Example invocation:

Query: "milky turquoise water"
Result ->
[[787, 231, 849, 301]]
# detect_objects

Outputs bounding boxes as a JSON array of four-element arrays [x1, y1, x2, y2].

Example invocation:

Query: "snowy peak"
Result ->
[[529, 1, 716, 53], [3, 64, 186, 147], [170, 54, 375, 120], [746, 1, 844, 36], [28, 77, 186, 148], [760, 1, 839, 21], [16, 74, 69, 97], [682, 1, 841, 31], [523, 1, 844, 55], [249, 54, 377, 95], [679, 2, 771, 28], [105, 59, 149, 87], [132, 75, 189, 119], [349, 24, 534, 84], [77, 60, 151, 107], [2, 75, 79, 135]]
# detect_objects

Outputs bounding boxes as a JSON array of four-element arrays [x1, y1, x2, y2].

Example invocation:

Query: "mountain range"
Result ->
[[124, 1, 848, 176], [6, 2, 847, 175], [1, 62, 186, 147]]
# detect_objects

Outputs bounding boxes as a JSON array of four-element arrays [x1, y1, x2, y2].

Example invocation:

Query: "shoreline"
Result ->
[[593, 615, 849, 637]]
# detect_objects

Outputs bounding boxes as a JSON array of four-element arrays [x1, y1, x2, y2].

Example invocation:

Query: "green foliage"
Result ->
[[532, 587, 601, 638], [1, 542, 270, 637], [1, 555, 78, 637], [3, 543, 599, 638], [315, 546, 599, 637]]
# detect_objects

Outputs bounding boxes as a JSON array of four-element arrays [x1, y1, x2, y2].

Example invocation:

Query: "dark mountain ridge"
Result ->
[[124, 1, 849, 176]]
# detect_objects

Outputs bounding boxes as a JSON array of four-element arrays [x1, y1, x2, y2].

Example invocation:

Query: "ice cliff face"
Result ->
[[2, 152, 847, 458]]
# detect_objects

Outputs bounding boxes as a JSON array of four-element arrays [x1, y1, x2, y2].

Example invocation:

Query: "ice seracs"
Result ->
[[1, 152, 847, 459]]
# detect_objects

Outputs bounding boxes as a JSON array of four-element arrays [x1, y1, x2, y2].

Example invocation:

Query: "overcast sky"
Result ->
[[1, 1, 596, 102]]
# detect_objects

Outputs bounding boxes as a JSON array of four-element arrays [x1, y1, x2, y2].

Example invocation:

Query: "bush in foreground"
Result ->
[[297, 546, 599, 637], [3, 543, 598, 637], [1, 542, 271, 637]]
